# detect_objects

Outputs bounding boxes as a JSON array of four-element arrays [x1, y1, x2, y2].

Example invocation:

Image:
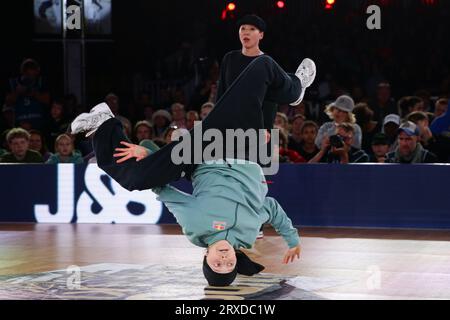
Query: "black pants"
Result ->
[[93, 55, 302, 191]]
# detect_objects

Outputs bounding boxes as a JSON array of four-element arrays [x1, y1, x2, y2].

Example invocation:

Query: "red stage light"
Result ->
[[276, 1, 285, 9], [325, 0, 335, 10]]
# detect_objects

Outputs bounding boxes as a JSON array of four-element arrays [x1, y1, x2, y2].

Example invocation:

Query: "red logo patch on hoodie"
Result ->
[[213, 221, 227, 230]]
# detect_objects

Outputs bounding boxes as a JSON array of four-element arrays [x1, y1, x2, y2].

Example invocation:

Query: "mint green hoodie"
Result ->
[[46, 152, 84, 164], [154, 160, 300, 249]]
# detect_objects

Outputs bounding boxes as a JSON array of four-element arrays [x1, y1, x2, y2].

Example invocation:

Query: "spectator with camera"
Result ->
[[385, 121, 438, 164], [309, 122, 369, 164], [315, 95, 362, 150]]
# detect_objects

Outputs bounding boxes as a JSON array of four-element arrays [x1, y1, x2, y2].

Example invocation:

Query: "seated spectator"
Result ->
[[200, 102, 214, 120], [46, 99, 70, 152], [274, 112, 289, 137], [406, 111, 434, 148], [0, 129, 10, 153], [186, 110, 199, 130], [278, 130, 306, 164], [433, 98, 448, 118], [291, 120, 320, 161], [398, 96, 425, 118], [29, 129, 52, 162], [354, 102, 381, 155], [105, 92, 132, 135], [46, 134, 84, 164], [190, 79, 217, 112], [133, 120, 153, 144], [170, 103, 187, 129], [369, 133, 390, 163], [4, 58, 50, 130], [429, 99, 450, 162], [370, 82, 398, 123], [382, 114, 400, 152], [143, 105, 155, 124], [309, 123, 369, 164], [385, 121, 438, 164], [315, 95, 363, 150], [152, 109, 172, 139], [287, 114, 305, 153], [0, 128, 43, 163], [1, 104, 15, 132]]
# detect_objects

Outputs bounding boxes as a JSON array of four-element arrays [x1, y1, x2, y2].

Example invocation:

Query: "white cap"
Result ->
[[383, 114, 400, 126]]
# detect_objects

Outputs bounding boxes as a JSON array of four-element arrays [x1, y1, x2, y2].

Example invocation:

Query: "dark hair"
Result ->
[[353, 103, 374, 125], [291, 114, 306, 123], [406, 111, 428, 124], [278, 128, 288, 149], [300, 120, 319, 134], [436, 98, 448, 107], [28, 129, 49, 154], [337, 122, 355, 134], [398, 96, 423, 117], [20, 58, 40, 73]]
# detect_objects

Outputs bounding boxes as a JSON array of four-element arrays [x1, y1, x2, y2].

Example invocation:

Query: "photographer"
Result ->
[[4, 58, 50, 130], [308, 122, 369, 164]]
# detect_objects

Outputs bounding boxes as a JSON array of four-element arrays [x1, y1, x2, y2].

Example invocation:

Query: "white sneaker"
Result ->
[[70, 102, 114, 137], [290, 58, 317, 106]]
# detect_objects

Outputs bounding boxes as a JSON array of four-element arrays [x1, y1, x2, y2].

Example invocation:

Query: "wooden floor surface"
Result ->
[[1, 223, 450, 299]]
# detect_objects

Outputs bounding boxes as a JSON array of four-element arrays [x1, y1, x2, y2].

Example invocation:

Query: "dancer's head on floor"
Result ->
[[203, 240, 265, 286]]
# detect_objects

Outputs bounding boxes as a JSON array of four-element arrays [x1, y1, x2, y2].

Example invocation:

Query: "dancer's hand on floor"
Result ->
[[113, 141, 149, 163], [283, 244, 301, 264]]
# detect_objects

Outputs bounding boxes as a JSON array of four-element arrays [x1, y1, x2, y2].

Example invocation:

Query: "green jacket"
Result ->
[[155, 160, 300, 249], [0, 150, 44, 163]]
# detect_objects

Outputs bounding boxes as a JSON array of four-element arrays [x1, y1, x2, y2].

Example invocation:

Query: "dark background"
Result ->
[[1, 0, 449, 109]]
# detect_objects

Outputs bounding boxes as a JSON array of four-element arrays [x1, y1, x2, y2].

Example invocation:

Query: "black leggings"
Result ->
[[93, 55, 302, 191]]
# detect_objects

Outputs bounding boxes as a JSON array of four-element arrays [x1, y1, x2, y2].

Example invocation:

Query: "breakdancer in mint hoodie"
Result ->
[[71, 55, 316, 286]]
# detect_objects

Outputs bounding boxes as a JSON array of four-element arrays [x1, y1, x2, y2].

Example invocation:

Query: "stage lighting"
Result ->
[[276, 1, 285, 9], [227, 2, 236, 11], [325, 0, 336, 10]]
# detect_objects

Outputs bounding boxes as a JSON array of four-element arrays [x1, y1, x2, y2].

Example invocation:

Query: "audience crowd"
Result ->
[[1, 56, 449, 165]]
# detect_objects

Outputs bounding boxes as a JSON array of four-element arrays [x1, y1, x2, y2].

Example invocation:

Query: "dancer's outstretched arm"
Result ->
[[263, 197, 301, 264]]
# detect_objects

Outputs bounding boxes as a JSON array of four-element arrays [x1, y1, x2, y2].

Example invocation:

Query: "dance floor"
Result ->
[[0, 224, 449, 300]]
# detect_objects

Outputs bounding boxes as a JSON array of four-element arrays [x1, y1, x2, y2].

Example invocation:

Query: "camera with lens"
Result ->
[[329, 134, 344, 149]]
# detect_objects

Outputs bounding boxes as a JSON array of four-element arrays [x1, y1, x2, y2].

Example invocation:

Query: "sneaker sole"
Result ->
[[298, 58, 316, 88]]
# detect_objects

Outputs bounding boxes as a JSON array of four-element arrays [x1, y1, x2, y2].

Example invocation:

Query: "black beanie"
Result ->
[[237, 14, 266, 32], [202, 250, 265, 287], [202, 256, 237, 287]]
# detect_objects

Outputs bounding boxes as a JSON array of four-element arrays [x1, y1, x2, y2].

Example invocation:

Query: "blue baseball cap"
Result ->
[[398, 121, 420, 136]]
